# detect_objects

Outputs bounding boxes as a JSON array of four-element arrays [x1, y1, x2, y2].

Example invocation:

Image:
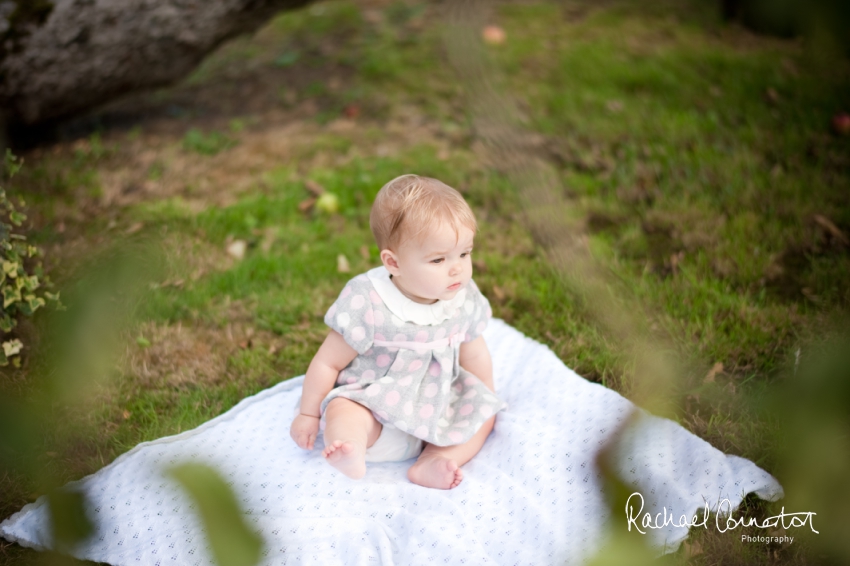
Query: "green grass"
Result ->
[[2, 0, 849, 564]]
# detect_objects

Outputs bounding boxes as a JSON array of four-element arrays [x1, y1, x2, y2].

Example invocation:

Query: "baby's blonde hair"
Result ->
[[370, 174, 477, 251]]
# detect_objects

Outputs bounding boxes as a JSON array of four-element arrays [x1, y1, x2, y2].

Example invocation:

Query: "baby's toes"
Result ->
[[450, 469, 464, 489]]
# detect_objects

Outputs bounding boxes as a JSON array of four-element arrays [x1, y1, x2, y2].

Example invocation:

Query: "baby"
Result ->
[[290, 174, 506, 489]]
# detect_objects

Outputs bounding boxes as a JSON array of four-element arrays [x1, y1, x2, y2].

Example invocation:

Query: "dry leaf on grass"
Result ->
[[492, 285, 506, 301], [337, 254, 351, 273], [482, 25, 506, 45], [813, 214, 849, 245], [226, 240, 247, 260], [298, 197, 316, 212], [305, 180, 325, 196], [704, 362, 724, 384]]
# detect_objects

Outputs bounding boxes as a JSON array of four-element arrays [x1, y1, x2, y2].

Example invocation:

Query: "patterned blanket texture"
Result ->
[[1, 319, 783, 565]]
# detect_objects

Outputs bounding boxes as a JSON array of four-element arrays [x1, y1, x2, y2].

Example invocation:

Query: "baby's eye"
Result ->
[[461, 251, 472, 258], [431, 258, 444, 264]]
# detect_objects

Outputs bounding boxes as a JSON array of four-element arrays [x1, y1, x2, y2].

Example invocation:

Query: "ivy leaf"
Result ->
[[3, 285, 21, 308], [2, 339, 22, 358], [9, 211, 25, 226], [0, 313, 15, 333], [23, 275, 39, 291], [4, 149, 23, 177], [2, 261, 17, 277], [27, 296, 45, 313]]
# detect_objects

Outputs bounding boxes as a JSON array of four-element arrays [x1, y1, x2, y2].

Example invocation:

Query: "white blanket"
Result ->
[[1, 319, 783, 565]]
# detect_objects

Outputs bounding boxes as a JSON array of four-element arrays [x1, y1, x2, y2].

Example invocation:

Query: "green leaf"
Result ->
[[136, 336, 151, 347], [9, 211, 25, 226], [48, 487, 94, 548], [2, 339, 22, 358], [0, 312, 15, 333], [3, 149, 22, 178], [23, 275, 39, 291], [2, 261, 17, 277], [168, 463, 264, 566], [27, 295, 45, 313], [3, 285, 21, 308]]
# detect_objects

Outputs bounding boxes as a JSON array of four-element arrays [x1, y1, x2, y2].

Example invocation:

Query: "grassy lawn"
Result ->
[[2, 0, 848, 564]]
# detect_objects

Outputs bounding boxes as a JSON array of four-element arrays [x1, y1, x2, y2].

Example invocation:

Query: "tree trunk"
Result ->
[[0, 0, 315, 127]]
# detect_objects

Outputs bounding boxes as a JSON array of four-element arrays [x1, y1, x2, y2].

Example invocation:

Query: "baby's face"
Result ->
[[388, 221, 474, 304]]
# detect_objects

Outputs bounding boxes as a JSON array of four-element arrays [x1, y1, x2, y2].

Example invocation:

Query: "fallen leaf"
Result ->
[[343, 104, 361, 119], [831, 113, 850, 136], [298, 197, 317, 212], [122, 410, 131, 420], [813, 214, 849, 245], [704, 362, 723, 384], [305, 180, 325, 196], [125, 222, 145, 235], [238, 339, 252, 350], [492, 285, 505, 300], [482, 25, 506, 45], [765, 87, 780, 105], [359, 245, 370, 260], [226, 240, 247, 260], [337, 254, 351, 273]]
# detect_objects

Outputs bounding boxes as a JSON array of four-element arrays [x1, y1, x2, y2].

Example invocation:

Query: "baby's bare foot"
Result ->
[[323, 439, 366, 479], [407, 456, 463, 489]]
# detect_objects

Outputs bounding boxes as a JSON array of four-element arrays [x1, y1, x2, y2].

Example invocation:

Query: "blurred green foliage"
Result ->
[[0, 150, 61, 367], [47, 487, 93, 550], [766, 328, 850, 563], [182, 129, 238, 156], [169, 463, 264, 566]]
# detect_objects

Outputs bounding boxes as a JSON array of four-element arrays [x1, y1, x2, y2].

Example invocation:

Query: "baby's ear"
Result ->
[[380, 249, 401, 275]]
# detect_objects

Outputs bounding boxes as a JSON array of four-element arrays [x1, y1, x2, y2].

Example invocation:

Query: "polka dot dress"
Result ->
[[320, 268, 506, 447]]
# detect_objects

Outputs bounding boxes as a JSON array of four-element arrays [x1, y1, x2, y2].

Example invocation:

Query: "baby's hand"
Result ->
[[290, 414, 321, 450]]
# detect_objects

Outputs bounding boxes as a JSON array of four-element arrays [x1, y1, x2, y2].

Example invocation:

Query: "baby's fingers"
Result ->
[[292, 430, 308, 450]]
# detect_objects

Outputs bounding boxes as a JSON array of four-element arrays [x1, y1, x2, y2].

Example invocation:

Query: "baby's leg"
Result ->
[[407, 415, 495, 489], [322, 397, 382, 479]]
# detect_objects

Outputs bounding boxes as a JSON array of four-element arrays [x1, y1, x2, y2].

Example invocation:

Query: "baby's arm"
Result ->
[[290, 330, 358, 450], [459, 335, 494, 391]]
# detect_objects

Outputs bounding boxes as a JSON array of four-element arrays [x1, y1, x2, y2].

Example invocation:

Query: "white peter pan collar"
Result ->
[[366, 266, 467, 326]]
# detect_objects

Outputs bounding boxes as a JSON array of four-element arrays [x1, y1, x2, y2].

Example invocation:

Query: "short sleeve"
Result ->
[[324, 275, 376, 355], [462, 279, 492, 343]]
